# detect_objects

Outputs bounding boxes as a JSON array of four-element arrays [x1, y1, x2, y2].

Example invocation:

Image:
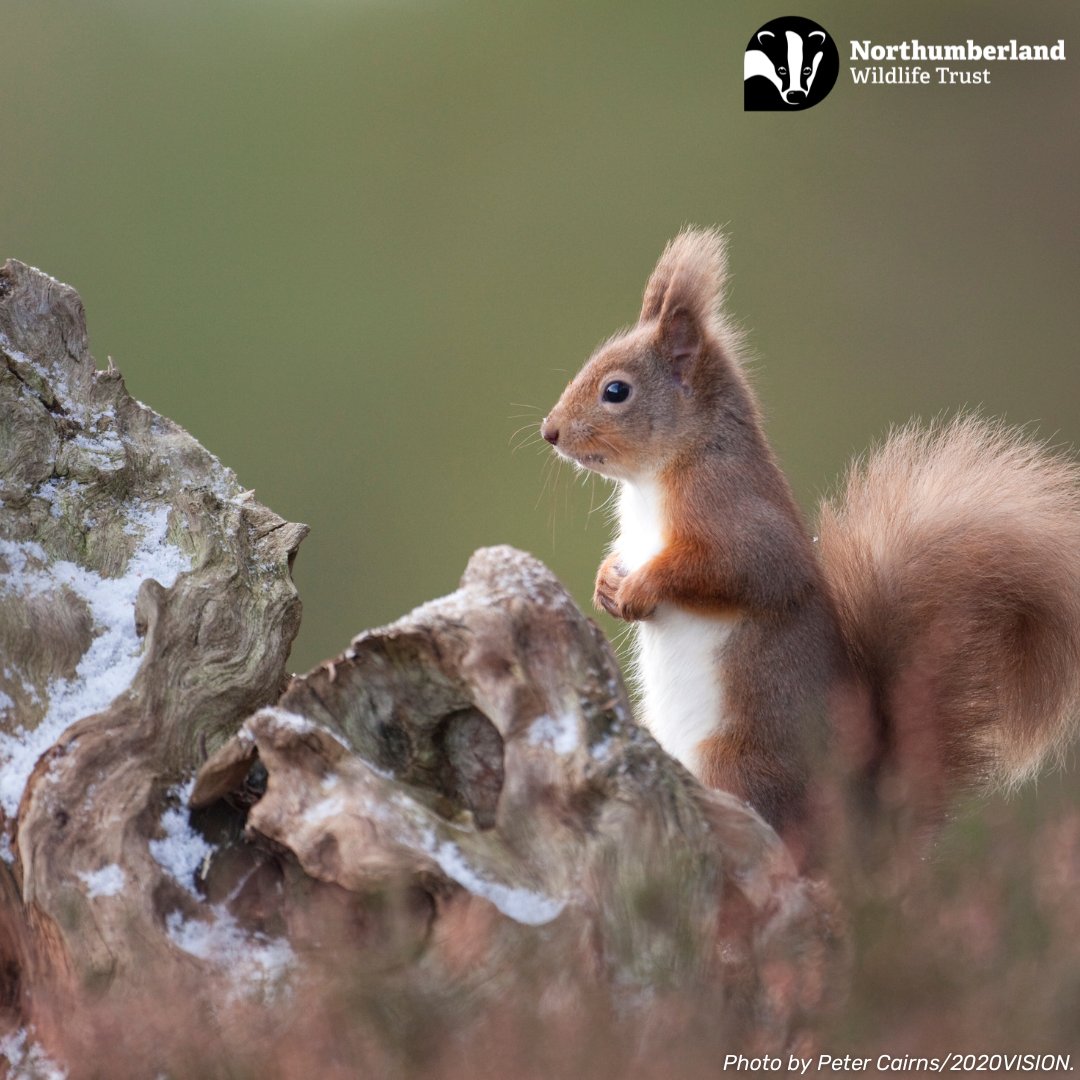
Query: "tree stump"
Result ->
[[0, 260, 844, 1077]]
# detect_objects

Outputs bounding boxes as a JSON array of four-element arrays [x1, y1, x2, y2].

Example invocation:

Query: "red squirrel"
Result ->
[[541, 228, 1080, 846]]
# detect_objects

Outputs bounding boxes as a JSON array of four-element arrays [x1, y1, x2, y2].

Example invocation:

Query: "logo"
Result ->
[[744, 17, 839, 110]]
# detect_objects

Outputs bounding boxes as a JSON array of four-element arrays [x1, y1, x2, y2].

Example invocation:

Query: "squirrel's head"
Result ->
[[541, 227, 755, 482]]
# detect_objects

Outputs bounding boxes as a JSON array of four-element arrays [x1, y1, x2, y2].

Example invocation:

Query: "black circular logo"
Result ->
[[744, 16, 839, 111]]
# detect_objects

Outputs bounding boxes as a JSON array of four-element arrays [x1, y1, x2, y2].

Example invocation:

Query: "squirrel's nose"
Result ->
[[541, 419, 559, 446]]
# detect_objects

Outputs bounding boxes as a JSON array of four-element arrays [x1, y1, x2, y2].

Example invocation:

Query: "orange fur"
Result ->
[[544, 228, 1080, 848], [818, 417, 1080, 817]]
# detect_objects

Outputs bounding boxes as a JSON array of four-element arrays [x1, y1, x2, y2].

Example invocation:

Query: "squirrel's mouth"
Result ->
[[569, 449, 623, 480], [552, 445, 606, 470]]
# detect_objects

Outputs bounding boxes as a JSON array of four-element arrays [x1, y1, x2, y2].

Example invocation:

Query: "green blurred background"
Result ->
[[5, 0, 1080, 1055], [3, 0, 1078, 676]]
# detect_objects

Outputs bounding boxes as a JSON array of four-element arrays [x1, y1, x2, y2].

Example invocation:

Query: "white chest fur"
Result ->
[[616, 479, 736, 773], [617, 478, 666, 574]]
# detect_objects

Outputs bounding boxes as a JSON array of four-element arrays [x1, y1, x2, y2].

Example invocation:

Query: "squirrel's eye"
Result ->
[[602, 380, 632, 404], [777, 66, 787, 74]]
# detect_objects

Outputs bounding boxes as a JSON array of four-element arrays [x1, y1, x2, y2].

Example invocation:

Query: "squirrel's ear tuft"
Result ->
[[638, 227, 729, 330], [640, 228, 728, 380]]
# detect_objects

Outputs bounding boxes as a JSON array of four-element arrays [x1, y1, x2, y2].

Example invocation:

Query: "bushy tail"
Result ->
[[817, 416, 1080, 812]]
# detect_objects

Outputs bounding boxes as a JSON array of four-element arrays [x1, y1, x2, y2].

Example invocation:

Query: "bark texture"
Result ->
[[0, 260, 844, 1076]]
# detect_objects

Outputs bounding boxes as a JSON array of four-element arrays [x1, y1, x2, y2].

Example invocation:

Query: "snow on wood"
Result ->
[[0, 258, 844, 1075]]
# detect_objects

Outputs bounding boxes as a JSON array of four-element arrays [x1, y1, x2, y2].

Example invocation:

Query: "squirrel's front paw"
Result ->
[[594, 556, 656, 622], [594, 555, 628, 619], [616, 573, 658, 621]]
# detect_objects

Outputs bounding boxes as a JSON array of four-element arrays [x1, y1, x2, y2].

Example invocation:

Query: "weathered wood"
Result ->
[[0, 260, 844, 1075], [195, 546, 843, 1036], [0, 258, 306, 1035]]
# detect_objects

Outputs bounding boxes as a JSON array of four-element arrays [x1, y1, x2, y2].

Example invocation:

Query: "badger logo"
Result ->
[[744, 17, 839, 110]]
